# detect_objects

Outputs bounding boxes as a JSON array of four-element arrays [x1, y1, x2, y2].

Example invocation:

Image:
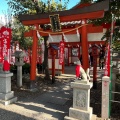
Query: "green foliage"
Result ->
[[11, 18, 33, 49], [10, 65, 17, 74], [6, 0, 69, 15], [112, 41, 120, 51], [5, 0, 69, 49], [90, 0, 120, 50], [101, 26, 120, 50], [90, 0, 120, 25], [22, 63, 31, 74]]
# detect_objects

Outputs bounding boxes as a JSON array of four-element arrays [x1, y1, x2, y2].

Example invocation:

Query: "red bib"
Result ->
[[75, 65, 81, 78], [3, 60, 10, 71]]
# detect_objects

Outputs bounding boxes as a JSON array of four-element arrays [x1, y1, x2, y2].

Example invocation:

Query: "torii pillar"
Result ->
[[81, 19, 89, 71], [30, 24, 38, 89]]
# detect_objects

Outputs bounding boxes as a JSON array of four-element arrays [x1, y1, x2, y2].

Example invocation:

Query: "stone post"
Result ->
[[112, 68, 119, 100], [17, 66, 22, 87], [101, 76, 110, 119], [0, 73, 17, 105], [64, 81, 96, 120]]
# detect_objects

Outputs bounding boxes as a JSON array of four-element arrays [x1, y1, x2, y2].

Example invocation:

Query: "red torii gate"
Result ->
[[18, 0, 109, 85]]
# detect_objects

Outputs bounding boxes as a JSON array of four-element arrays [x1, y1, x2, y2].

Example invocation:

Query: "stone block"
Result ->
[[0, 73, 13, 93], [0, 97, 17, 105], [64, 116, 78, 120], [71, 82, 92, 111], [0, 91, 14, 100], [69, 107, 93, 120], [0, 73, 17, 105], [64, 113, 97, 120], [73, 88, 89, 111], [91, 114, 97, 120], [71, 82, 93, 90]]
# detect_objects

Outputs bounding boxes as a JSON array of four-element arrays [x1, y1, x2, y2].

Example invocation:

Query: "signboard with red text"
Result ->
[[59, 41, 65, 65], [0, 26, 11, 63], [104, 44, 110, 77], [0, 29, 3, 62]]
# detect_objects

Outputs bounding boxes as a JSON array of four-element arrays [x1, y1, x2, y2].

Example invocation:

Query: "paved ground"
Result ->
[[0, 66, 119, 120], [0, 79, 74, 120], [0, 66, 76, 120], [0, 84, 73, 120]]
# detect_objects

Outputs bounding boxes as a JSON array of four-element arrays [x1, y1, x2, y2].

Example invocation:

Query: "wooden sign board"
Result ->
[[49, 14, 61, 32]]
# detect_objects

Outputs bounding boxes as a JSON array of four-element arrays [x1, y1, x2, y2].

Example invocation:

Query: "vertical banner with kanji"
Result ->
[[0, 29, 3, 63], [59, 41, 65, 65], [104, 44, 110, 77], [0, 26, 11, 63]]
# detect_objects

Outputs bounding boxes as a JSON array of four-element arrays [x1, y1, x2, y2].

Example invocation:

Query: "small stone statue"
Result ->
[[74, 61, 90, 81], [86, 68, 90, 80], [3, 56, 10, 73]]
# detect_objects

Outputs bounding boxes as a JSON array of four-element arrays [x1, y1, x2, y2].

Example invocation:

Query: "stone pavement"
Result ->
[[0, 66, 105, 120], [0, 75, 75, 120]]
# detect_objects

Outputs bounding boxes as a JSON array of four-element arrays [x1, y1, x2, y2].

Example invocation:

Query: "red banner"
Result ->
[[104, 44, 110, 77], [59, 41, 65, 65], [0, 26, 11, 63], [0, 39, 3, 62], [0, 28, 3, 62]]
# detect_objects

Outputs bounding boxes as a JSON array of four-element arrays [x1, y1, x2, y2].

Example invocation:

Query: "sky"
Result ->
[[0, 0, 80, 24], [0, 0, 80, 15]]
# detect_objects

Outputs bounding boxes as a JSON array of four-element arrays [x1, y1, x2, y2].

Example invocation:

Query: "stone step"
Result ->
[[91, 114, 97, 120], [0, 96, 17, 105], [96, 117, 110, 120], [0, 91, 14, 100], [64, 115, 110, 120], [64, 116, 78, 120]]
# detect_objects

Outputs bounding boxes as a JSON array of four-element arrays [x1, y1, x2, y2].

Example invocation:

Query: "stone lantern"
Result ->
[[14, 51, 26, 87]]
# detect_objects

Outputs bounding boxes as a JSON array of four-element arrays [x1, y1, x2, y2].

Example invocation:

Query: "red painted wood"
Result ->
[[30, 25, 38, 81], [73, 3, 91, 9], [81, 19, 89, 71], [22, 11, 104, 25], [24, 25, 103, 37]]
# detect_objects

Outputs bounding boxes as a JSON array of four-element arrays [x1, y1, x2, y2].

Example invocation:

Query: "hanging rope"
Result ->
[[37, 24, 88, 35]]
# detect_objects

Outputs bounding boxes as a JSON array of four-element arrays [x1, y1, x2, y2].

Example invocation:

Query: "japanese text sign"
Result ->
[[59, 41, 65, 65], [104, 44, 110, 76]]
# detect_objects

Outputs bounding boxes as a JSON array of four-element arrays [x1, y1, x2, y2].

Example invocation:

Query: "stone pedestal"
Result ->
[[64, 81, 94, 120], [101, 76, 110, 119], [0, 73, 17, 105]]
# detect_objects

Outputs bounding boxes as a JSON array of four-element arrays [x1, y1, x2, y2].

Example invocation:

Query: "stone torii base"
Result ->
[[64, 80, 97, 120]]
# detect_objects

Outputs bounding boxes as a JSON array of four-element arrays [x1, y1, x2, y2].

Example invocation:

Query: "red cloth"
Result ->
[[75, 65, 81, 78], [3, 60, 10, 71]]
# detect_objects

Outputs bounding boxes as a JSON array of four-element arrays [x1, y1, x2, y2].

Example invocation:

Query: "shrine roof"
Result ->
[[14, 51, 26, 57], [18, 0, 109, 24], [50, 44, 59, 50], [71, 2, 91, 9]]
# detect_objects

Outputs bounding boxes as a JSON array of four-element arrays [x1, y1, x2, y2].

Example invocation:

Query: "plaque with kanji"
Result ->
[[49, 14, 61, 32]]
